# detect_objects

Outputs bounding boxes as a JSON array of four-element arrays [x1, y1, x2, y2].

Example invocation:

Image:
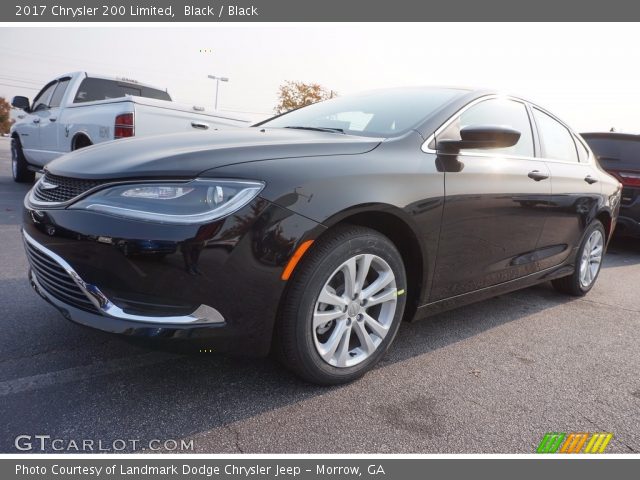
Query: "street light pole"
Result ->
[[207, 75, 229, 110]]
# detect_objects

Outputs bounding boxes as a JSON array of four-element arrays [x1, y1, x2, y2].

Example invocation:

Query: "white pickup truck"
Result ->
[[10, 72, 250, 183]]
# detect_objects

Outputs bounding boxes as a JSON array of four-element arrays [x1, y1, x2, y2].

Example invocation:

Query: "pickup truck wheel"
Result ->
[[275, 226, 407, 385], [11, 137, 35, 184]]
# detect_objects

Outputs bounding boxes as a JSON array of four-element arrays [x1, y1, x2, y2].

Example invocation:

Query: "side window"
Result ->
[[437, 99, 535, 157], [533, 108, 578, 162], [32, 82, 57, 112], [49, 79, 71, 108]]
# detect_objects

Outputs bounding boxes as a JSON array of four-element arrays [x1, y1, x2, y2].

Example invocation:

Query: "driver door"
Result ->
[[18, 80, 57, 167], [38, 78, 71, 162], [430, 98, 552, 301]]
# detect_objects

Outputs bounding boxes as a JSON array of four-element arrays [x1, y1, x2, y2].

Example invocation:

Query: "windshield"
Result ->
[[258, 88, 466, 137]]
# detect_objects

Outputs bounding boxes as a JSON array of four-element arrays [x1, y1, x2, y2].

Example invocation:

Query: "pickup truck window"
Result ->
[[49, 79, 71, 108], [32, 81, 57, 112], [73, 78, 171, 103]]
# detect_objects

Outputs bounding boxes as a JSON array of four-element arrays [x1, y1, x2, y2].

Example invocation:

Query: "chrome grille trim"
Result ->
[[23, 230, 225, 325]]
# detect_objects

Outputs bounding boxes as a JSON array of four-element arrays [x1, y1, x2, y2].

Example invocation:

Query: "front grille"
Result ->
[[32, 172, 106, 204], [24, 240, 99, 313]]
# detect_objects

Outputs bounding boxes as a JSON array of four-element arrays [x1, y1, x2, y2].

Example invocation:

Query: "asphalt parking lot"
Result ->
[[0, 136, 638, 453]]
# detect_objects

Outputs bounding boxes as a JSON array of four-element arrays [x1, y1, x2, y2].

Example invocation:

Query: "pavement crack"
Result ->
[[226, 423, 244, 453], [218, 416, 244, 453], [622, 443, 637, 453], [214, 404, 244, 453], [579, 413, 637, 453], [577, 297, 640, 315]]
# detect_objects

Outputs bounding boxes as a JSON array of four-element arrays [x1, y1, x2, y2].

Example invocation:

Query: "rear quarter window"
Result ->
[[73, 78, 171, 103]]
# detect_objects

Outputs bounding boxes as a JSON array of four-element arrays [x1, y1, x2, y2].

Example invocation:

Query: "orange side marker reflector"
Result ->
[[281, 240, 314, 281]]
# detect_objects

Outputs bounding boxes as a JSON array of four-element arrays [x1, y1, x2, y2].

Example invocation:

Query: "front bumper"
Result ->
[[616, 215, 640, 237], [23, 197, 323, 355], [616, 187, 640, 237]]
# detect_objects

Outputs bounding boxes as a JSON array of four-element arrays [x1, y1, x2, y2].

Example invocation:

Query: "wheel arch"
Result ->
[[319, 204, 426, 323], [71, 132, 93, 150], [595, 209, 613, 241]]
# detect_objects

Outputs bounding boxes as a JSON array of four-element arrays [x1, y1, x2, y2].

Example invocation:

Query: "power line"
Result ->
[[0, 75, 43, 87], [0, 82, 40, 91]]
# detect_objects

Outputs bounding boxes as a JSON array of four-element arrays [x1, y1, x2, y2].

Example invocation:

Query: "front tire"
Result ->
[[11, 137, 35, 184], [552, 220, 605, 296], [275, 226, 407, 385]]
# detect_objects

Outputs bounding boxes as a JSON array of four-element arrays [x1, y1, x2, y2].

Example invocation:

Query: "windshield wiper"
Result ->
[[284, 126, 345, 134]]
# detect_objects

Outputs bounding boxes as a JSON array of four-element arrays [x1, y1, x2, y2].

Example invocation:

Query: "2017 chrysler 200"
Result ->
[[22, 88, 621, 384]]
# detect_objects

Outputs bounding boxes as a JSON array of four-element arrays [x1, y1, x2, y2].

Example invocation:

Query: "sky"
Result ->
[[0, 23, 638, 132]]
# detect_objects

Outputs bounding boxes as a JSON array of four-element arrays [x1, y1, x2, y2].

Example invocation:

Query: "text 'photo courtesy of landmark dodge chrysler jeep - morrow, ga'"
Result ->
[[10, 71, 249, 183], [21, 87, 621, 385]]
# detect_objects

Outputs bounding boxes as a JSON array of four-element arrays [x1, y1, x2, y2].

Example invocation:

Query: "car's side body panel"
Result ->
[[429, 154, 552, 301], [206, 131, 443, 307]]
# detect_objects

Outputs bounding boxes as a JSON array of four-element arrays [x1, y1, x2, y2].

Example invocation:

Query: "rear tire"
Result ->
[[11, 136, 35, 184], [552, 220, 605, 296], [275, 226, 407, 385]]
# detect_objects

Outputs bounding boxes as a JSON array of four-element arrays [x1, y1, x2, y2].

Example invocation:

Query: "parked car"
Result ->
[[10, 72, 249, 183], [581, 132, 640, 237], [22, 87, 621, 385]]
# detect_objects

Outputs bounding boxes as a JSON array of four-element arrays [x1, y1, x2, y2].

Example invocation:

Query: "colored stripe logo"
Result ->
[[537, 432, 613, 453]]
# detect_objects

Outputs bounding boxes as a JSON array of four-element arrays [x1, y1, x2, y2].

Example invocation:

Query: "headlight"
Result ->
[[69, 179, 264, 224]]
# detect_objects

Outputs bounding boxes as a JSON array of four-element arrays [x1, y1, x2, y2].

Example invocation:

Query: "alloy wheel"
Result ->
[[579, 229, 604, 288], [312, 253, 397, 368]]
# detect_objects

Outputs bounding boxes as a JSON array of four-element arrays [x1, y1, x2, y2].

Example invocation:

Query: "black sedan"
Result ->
[[21, 88, 621, 385]]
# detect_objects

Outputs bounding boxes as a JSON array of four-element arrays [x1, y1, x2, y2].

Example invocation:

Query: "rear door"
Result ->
[[430, 98, 552, 301], [532, 108, 602, 270]]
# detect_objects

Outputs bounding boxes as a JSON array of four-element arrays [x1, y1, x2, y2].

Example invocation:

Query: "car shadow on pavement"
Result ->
[[0, 279, 606, 452]]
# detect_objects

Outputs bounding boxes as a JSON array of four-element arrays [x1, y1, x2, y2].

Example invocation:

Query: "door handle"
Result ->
[[584, 175, 598, 185], [191, 122, 209, 130], [49, 117, 57, 122], [32, 118, 40, 124], [528, 170, 549, 181]]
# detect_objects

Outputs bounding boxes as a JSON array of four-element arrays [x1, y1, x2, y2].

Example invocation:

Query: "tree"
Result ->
[[0, 97, 12, 135], [275, 81, 337, 114]]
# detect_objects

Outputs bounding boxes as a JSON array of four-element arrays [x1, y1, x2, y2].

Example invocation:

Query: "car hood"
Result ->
[[46, 128, 382, 180]]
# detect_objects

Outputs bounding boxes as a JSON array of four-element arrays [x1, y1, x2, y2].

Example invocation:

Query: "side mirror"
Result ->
[[11, 96, 30, 111], [437, 125, 521, 153]]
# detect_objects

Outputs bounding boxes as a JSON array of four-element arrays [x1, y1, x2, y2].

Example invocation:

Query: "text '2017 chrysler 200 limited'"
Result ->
[[22, 88, 621, 385]]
